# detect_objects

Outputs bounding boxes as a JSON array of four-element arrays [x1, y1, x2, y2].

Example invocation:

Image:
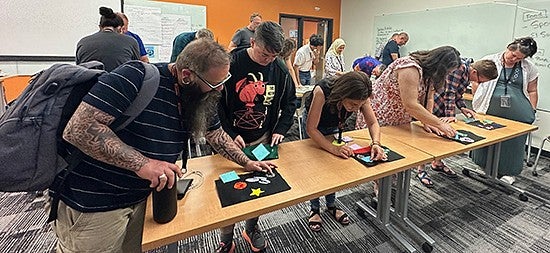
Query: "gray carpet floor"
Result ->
[[1, 120, 550, 252]]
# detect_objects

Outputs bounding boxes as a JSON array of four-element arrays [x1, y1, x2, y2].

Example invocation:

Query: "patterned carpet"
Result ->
[[1, 121, 550, 252]]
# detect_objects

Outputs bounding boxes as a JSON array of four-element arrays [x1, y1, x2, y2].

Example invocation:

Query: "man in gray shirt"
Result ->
[[227, 13, 262, 52]]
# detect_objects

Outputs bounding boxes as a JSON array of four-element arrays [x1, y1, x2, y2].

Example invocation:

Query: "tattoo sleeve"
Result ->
[[62, 102, 148, 171], [205, 128, 250, 167]]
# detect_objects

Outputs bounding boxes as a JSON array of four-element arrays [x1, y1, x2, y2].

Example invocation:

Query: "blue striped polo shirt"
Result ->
[[52, 61, 220, 212]]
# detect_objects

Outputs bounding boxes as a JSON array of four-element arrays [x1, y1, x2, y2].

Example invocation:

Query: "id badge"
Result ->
[[500, 95, 511, 108]]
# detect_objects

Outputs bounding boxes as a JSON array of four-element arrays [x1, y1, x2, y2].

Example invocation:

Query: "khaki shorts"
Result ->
[[46, 196, 146, 253]]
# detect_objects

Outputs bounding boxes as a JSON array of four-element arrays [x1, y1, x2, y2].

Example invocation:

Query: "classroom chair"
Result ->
[[296, 91, 312, 140], [526, 133, 534, 167], [532, 135, 550, 176]]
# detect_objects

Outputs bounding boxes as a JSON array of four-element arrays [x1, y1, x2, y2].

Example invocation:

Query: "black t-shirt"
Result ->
[[225, 49, 273, 143], [381, 40, 400, 66]]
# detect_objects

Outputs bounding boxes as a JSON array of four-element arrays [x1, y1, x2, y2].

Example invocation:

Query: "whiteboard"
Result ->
[[514, 0, 550, 111], [373, 3, 516, 61], [123, 0, 206, 63], [0, 0, 121, 57]]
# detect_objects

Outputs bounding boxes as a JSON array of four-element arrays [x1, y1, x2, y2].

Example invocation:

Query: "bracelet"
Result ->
[[370, 141, 381, 147]]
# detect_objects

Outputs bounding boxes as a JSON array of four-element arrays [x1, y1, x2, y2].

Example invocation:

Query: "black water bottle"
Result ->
[[152, 172, 177, 223]]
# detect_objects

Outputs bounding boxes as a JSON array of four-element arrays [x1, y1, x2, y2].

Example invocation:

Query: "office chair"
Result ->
[[532, 135, 550, 176]]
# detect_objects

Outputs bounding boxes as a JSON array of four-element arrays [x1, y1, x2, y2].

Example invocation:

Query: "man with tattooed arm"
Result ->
[[45, 38, 276, 253]]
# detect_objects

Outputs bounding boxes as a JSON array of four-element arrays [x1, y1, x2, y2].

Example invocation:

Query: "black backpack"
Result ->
[[0, 61, 159, 192]]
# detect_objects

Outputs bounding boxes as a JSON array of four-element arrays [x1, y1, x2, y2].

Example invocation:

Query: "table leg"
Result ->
[[393, 170, 436, 251], [464, 143, 549, 204], [356, 172, 423, 253]]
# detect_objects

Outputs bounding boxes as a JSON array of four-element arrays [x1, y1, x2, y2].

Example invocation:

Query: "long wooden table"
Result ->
[[141, 132, 433, 251], [347, 114, 538, 252]]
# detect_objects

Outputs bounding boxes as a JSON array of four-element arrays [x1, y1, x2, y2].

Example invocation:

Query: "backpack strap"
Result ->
[[112, 61, 160, 131], [47, 62, 160, 223]]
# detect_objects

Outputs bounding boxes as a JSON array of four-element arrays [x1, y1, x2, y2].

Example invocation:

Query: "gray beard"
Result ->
[[188, 90, 221, 144]]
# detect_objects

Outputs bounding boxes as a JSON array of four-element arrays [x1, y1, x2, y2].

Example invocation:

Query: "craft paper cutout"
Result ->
[[332, 140, 345, 146], [352, 145, 371, 155], [251, 144, 270, 161], [250, 188, 265, 197], [242, 144, 279, 161], [215, 168, 291, 207], [333, 134, 353, 143], [467, 119, 505, 130], [233, 182, 247, 190], [349, 144, 363, 150], [445, 130, 485, 144], [352, 146, 404, 167], [361, 155, 372, 163], [220, 171, 240, 183]]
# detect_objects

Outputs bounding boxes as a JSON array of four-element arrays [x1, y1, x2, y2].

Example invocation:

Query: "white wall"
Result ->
[[340, 0, 549, 152]]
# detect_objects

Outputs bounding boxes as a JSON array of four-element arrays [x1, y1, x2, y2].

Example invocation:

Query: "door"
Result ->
[[280, 14, 333, 84]]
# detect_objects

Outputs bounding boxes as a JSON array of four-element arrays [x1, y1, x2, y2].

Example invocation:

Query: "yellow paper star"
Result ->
[[250, 188, 265, 197]]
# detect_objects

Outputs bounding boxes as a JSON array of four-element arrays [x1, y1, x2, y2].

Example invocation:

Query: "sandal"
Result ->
[[416, 170, 434, 188], [308, 209, 322, 232], [431, 163, 458, 178], [326, 207, 350, 225]]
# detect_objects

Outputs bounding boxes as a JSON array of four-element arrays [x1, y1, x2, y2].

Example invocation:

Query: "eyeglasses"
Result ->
[[192, 70, 231, 90]]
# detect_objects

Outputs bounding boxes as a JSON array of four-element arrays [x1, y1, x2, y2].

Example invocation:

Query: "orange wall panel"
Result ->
[[159, 0, 341, 48], [1, 75, 31, 103]]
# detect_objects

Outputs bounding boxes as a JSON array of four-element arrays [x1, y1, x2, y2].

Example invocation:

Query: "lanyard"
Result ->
[[335, 56, 344, 72], [337, 107, 350, 143], [501, 55, 519, 95]]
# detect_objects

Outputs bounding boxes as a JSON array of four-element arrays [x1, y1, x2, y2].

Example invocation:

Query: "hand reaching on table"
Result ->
[[370, 144, 387, 161], [331, 145, 354, 159], [244, 160, 277, 174]]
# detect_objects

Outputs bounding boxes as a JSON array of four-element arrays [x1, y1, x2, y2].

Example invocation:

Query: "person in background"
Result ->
[[371, 46, 460, 192], [380, 32, 409, 67], [48, 38, 276, 253], [303, 71, 386, 232], [76, 6, 139, 72], [352, 55, 386, 130], [352, 55, 386, 79], [323, 38, 346, 78], [294, 34, 324, 86], [279, 38, 299, 87], [420, 59, 498, 185], [170, 28, 214, 63], [117, 12, 149, 62], [216, 21, 296, 253], [471, 37, 539, 185], [228, 12, 262, 52], [374, 33, 398, 60]]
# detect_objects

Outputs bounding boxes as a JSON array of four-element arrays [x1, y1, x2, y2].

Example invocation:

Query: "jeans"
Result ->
[[299, 70, 311, 86]]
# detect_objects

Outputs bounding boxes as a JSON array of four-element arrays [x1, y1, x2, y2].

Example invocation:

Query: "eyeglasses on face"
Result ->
[[192, 70, 231, 89]]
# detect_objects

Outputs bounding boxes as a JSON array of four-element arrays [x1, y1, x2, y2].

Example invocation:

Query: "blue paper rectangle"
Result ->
[[220, 171, 240, 183], [251, 143, 270, 161]]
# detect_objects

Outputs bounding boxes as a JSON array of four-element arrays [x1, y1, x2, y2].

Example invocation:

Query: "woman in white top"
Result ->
[[471, 37, 538, 184], [324, 38, 346, 78]]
